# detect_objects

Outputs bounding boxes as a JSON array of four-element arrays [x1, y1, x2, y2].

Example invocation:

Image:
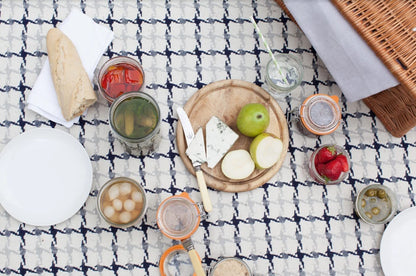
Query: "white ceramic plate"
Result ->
[[380, 206, 416, 276], [0, 128, 93, 226]]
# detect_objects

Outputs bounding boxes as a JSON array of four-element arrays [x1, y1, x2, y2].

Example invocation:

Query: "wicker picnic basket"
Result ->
[[275, 0, 416, 137]]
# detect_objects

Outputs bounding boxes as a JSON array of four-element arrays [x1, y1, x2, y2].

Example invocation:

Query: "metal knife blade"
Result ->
[[177, 107, 194, 147], [185, 128, 207, 166]]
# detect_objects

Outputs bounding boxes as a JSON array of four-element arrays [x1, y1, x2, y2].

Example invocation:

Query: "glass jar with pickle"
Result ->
[[109, 91, 161, 155]]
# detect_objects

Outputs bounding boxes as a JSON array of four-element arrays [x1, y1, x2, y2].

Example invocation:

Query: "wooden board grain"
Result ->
[[176, 79, 289, 192]]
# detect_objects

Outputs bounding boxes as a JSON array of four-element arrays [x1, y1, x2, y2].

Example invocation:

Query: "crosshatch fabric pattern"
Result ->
[[0, 0, 415, 275]]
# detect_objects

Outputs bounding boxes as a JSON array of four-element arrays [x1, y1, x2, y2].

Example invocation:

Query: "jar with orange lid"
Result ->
[[289, 94, 342, 136], [157, 192, 206, 276]]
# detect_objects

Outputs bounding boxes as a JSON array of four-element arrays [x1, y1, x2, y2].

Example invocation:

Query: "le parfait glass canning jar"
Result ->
[[109, 91, 161, 155], [289, 94, 342, 137], [157, 192, 206, 276], [159, 244, 200, 276]]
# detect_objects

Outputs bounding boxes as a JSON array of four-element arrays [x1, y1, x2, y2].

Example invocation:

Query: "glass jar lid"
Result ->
[[300, 94, 341, 135], [157, 192, 200, 240]]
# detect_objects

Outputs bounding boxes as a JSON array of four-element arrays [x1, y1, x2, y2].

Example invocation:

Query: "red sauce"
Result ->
[[100, 63, 144, 99]]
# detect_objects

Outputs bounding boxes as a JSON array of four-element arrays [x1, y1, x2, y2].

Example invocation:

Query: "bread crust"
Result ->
[[46, 28, 97, 121]]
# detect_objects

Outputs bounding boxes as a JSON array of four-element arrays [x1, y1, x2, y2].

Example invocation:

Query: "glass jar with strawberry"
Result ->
[[309, 144, 350, 185]]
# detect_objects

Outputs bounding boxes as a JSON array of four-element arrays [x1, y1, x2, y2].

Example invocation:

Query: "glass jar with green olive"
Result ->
[[355, 184, 397, 224]]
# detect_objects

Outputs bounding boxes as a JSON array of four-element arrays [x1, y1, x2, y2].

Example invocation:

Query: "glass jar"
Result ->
[[97, 177, 147, 228], [97, 56, 145, 103], [265, 53, 303, 97], [289, 94, 341, 137], [157, 192, 202, 240], [109, 91, 161, 155], [208, 257, 252, 276], [309, 144, 350, 185], [355, 184, 397, 224], [159, 244, 198, 276], [157, 193, 206, 276]]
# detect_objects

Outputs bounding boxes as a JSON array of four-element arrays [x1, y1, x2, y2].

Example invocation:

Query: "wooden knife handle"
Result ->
[[195, 169, 212, 212], [187, 248, 206, 276]]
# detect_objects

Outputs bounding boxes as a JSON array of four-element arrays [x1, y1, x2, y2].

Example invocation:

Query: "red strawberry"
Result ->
[[315, 146, 337, 165], [316, 163, 326, 176], [320, 159, 342, 181], [335, 154, 349, 172]]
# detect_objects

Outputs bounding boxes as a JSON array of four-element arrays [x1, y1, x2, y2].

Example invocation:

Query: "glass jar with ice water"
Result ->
[[265, 53, 303, 97]]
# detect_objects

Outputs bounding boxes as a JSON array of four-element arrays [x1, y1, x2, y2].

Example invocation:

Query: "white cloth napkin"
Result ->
[[27, 9, 114, 127], [284, 0, 399, 102]]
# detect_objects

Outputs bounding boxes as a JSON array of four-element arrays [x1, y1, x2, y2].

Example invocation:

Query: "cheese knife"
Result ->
[[177, 107, 213, 213]]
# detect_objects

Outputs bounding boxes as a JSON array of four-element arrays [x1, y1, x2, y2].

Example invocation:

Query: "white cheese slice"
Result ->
[[206, 116, 239, 168]]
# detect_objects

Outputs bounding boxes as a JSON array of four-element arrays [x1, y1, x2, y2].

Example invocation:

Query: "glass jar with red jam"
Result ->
[[98, 56, 144, 103]]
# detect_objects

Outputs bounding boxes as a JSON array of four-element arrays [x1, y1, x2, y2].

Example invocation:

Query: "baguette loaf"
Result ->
[[46, 28, 97, 121]]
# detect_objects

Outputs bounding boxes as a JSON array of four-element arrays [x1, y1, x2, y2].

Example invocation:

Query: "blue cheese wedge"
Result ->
[[206, 116, 239, 168]]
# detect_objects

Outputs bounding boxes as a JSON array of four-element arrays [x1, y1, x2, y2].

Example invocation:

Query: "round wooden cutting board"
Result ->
[[176, 79, 289, 192]]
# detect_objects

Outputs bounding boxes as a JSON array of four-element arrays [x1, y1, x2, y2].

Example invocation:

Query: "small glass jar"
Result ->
[[109, 91, 161, 155], [97, 177, 147, 228], [157, 193, 206, 276], [309, 144, 350, 185], [157, 192, 202, 240], [265, 53, 303, 97], [97, 56, 145, 103], [355, 184, 397, 224], [208, 257, 252, 276], [159, 244, 200, 276], [289, 94, 341, 137]]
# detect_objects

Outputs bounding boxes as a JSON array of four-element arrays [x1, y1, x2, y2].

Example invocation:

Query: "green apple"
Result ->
[[236, 103, 270, 137], [250, 133, 283, 169]]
